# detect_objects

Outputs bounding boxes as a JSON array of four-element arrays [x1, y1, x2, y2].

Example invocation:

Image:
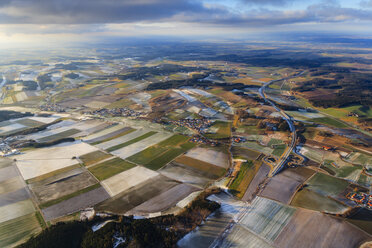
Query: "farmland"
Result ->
[[101, 166, 159, 196], [88, 158, 136, 181], [127, 134, 195, 170], [1, 42, 372, 247], [0, 213, 42, 248], [29, 167, 98, 205], [15, 141, 99, 180]]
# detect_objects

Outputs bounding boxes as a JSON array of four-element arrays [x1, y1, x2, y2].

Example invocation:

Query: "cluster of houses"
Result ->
[[347, 192, 372, 209], [189, 135, 218, 146], [39, 103, 65, 112], [169, 118, 213, 133], [231, 136, 246, 143], [86, 108, 144, 118], [0, 142, 20, 157]]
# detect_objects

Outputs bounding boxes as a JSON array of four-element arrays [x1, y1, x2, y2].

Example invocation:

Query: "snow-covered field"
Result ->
[[101, 166, 158, 197], [184, 147, 229, 168], [15, 141, 98, 180]]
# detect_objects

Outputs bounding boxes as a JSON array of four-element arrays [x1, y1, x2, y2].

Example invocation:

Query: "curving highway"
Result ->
[[259, 72, 303, 177]]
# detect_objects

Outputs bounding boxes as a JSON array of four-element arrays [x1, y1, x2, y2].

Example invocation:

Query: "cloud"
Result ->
[[0, 0, 208, 24], [360, 0, 372, 7], [0, 0, 372, 37]]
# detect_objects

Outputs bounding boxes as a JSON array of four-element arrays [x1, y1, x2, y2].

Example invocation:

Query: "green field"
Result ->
[[37, 129, 81, 142], [291, 188, 349, 214], [267, 138, 283, 147], [272, 144, 287, 157], [80, 150, 112, 166], [88, 158, 136, 180], [0, 213, 42, 248], [16, 118, 44, 127], [204, 121, 231, 139], [322, 105, 372, 119], [311, 117, 349, 128], [230, 161, 254, 191], [307, 172, 349, 197], [106, 131, 157, 152], [127, 135, 196, 170]]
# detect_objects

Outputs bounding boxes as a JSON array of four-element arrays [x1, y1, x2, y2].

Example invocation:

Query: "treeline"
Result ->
[[294, 69, 372, 108], [146, 74, 259, 92], [19, 137, 75, 148], [18, 188, 221, 248], [0, 110, 33, 122], [37, 74, 54, 90], [1, 119, 62, 138], [6, 80, 38, 90], [117, 64, 200, 81]]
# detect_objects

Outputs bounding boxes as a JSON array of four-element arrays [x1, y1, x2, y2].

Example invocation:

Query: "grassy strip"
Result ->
[[80, 151, 112, 166], [37, 129, 81, 143], [26, 164, 81, 184], [230, 161, 262, 198], [230, 161, 254, 190], [39, 183, 101, 209], [88, 158, 136, 181], [311, 117, 349, 128], [90, 128, 135, 145], [35, 211, 46, 229], [106, 131, 157, 152]]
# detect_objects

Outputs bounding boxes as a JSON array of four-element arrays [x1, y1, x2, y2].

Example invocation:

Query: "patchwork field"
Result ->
[[83, 125, 132, 144], [0, 213, 42, 248], [0, 177, 24, 195], [242, 163, 271, 201], [29, 167, 98, 205], [239, 197, 296, 242], [231, 146, 261, 160], [290, 188, 350, 214], [0, 188, 30, 207], [79, 150, 112, 166], [274, 208, 372, 248], [127, 183, 199, 215], [174, 155, 226, 178], [220, 225, 273, 248], [42, 186, 110, 221], [127, 134, 195, 170], [259, 168, 315, 204], [88, 158, 136, 181], [184, 147, 229, 168], [0, 199, 35, 224], [101, 166, 159, 197], [15, 141, 98, 180], [95, 129, 148, 150], [110, 132, 173, 159], [159, 162, 215, 188], [96, 175, 179, 214]]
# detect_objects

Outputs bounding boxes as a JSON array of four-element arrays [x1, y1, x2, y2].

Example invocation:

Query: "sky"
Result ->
[[1, 0, 372, 48]]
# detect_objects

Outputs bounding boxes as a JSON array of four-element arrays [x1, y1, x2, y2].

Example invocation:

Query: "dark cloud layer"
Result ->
[[0, 0, 371, 27], [0, 0, 207, 24]]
